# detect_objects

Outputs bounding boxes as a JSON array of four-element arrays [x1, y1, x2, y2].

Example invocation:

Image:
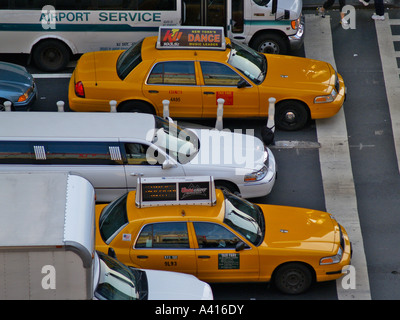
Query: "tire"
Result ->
[[273, 263, 313, 295], [275, 100, 309, 131], [117, 101, 155, 114], [32, 40, 70, 72], [215, 181, 239, 195], [251, 33, 288, 55]]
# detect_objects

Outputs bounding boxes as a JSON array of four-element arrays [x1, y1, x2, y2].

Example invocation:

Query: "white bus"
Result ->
[[0, 0, 304, 72]]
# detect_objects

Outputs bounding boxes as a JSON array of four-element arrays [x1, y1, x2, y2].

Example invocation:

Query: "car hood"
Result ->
[[186, 128, 266, 170], [144, 269, 213, 300], [261, 204, 338, 253], [0, 62, 33, 93], [264, 55, 333, 93]]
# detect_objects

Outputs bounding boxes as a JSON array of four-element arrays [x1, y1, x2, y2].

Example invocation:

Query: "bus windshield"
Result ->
[[228, 40, 267, 84], [116, 40, 143, 80]]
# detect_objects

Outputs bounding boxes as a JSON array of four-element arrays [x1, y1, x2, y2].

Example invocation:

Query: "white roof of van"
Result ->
[[0, 112, 156, 140], [0, 172, 95, 251]]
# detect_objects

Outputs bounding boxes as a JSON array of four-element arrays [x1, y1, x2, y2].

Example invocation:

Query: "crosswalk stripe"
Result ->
[[304, 14, 371, 300]]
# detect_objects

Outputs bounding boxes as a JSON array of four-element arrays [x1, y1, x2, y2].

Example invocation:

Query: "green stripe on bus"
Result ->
[[244, 19, 291, 26], [0, 23, 159, 32]]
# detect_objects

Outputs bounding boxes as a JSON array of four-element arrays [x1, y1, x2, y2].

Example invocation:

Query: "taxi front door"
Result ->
[[190, 222, 260, 282], [129, 222, 197, 276], [198, 61, 260, 118], [142, 61, 203, 118]]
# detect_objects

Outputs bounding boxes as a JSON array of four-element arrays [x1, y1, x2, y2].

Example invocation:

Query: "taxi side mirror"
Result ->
[[237, 78, 249, 89], [235, 241, 246, 252], [108, 247, 117, 259]]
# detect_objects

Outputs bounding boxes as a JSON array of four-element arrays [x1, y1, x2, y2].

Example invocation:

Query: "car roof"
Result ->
[[141, 36, 232, 62], [0, 112, 156, 141], [126, 189, 226, 223]]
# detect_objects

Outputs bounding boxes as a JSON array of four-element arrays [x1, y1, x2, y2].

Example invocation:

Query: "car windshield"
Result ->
[[228, 40, 267, 84], [151, 116, 199, 164], [95, 251, 139, 300], [116, 40, 143, 80], [99, 193, 129, 244], [223, 191, 265, 246]]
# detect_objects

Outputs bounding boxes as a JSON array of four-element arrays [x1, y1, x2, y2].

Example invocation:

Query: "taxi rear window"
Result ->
[[99, 193, 129, 244], [117, 40, 143, 80]]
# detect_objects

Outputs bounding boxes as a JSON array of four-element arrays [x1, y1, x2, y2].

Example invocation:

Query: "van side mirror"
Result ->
[[235, 241, 246, 252]]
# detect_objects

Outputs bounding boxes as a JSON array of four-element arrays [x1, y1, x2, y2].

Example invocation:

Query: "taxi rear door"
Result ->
[[190, 221, 260, 282], [198, 61, 260, 118], [142, 60, 203, 117], [129, 221, 197, 276]]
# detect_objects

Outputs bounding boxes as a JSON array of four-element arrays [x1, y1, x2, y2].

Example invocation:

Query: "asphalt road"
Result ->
[[3, 8, 400, 301]]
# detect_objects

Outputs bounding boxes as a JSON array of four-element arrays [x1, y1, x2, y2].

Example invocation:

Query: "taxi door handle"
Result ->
[[148, 90, 159, 93], [198, 255, 210, 259], [203, 92, 215, 95], [137, 255, 148, 259]]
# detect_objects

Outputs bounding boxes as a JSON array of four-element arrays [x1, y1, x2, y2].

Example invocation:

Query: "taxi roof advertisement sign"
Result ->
[[157, 26, 226, 50]]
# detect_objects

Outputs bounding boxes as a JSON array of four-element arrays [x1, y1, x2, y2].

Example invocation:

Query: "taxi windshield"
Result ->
[[223, 192, 265, 246], [95, 251, 140, 300], [99, 193, 129, 244], [117, 39, 143, 80], [228, 40, 267, 84], [152, 116, 199, 164]]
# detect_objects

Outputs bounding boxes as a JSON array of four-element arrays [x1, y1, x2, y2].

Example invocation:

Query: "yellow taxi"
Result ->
[[68, 26, 346, 131], [95, 177, 351, 295]]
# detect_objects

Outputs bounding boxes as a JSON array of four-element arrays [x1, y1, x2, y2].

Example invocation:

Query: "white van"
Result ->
[[0, 112, 276, 202]]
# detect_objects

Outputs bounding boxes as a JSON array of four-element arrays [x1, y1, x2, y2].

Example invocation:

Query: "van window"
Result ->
[[0, 141, 34, 164], [135, 222, 190, 248], [32, 142, 123, 165]]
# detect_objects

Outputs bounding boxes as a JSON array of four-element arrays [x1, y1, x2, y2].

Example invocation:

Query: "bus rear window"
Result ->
[[116, 40, 143, 80]]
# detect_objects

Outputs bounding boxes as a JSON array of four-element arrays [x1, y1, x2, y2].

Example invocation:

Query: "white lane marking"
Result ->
[[304, 14, 371, 300], [375, 13, 400, 172], [32, 73, 72, 79]]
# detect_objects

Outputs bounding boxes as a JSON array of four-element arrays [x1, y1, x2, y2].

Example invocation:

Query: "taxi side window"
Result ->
[[147, 61, 196, 85], [200, 61, 241, 86], [135, 222, 190, 248], [193, 222, 240, 249], [124, 143, 163, 165]]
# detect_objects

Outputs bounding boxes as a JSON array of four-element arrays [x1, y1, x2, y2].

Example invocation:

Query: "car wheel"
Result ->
[[32, 40, 70, 72], [251, 33, 288, 55], [215, 181, 240, 195], [274, 263, 313, 295], [275, 100, 309, 131], [118, 101, 155, 114]]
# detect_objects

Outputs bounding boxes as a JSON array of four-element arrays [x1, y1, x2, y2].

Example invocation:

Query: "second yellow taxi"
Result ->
[[95, 177, 351, 295], [69, 26, 346, 131]]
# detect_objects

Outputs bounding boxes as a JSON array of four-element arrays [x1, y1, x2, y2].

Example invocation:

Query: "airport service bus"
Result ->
[[0, 0, 304, 72]]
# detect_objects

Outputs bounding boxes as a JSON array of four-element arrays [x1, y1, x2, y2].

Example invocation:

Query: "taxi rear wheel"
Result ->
[[273, 263, 313, 295], [118, 101, 155, 114], [275, 100, 310, 131]]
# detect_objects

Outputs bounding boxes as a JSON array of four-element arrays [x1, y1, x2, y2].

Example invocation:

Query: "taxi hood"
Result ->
[[186, 128, 266, 170], [264, 55, 333, 93], [261, 205, 338, 253]]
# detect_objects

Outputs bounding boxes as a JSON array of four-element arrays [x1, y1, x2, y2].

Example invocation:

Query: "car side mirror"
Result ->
[[108, 247, 117, 259], [235, 241, 246, 252], [162, 160, 177, 170], [237, 78, 249, 89]]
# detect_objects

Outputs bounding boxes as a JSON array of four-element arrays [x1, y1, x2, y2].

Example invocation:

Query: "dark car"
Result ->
[[0, 62, 37, 111]]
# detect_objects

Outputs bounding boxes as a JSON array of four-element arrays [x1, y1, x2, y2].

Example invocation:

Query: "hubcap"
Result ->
[[285, 111, 296, 123], [259, 41, 279, 54]]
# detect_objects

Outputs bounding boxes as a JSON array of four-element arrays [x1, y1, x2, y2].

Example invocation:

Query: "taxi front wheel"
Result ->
[[273, 263, 313, 295], [275, 100, 310, 131]]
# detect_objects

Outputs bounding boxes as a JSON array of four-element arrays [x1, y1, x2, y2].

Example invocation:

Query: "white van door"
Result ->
[[121, 142, 185, 191]]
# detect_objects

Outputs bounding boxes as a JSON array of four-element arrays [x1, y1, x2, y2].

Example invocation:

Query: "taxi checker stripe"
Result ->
[[0, 23, 159, 32]]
